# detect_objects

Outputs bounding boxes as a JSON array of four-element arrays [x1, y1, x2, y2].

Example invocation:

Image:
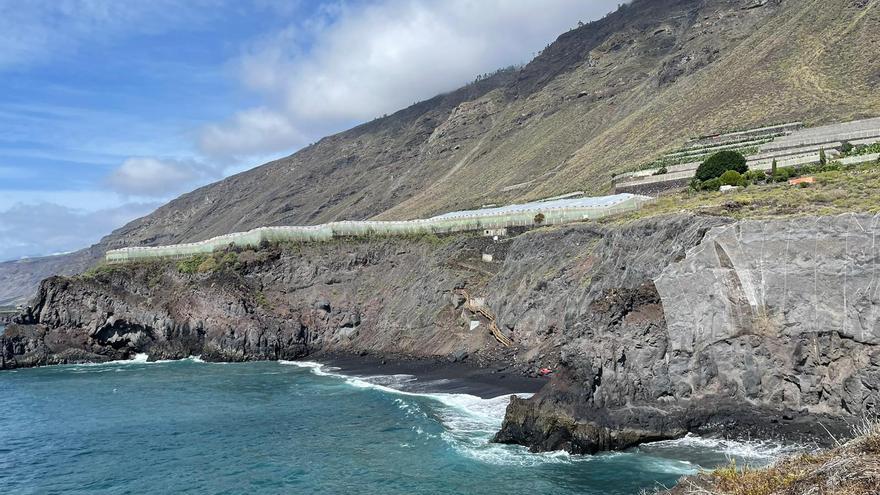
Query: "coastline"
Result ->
[[312, 351, 547, 399]]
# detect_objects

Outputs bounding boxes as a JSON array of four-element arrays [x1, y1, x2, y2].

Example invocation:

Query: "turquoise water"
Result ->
[[0, 358, 790, 494]]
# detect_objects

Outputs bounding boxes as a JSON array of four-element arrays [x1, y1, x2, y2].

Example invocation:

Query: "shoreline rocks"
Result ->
[[2, 213, 878, 454]]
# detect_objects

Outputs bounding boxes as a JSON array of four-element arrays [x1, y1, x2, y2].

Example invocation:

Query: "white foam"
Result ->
[[279, 360, 701, 471], [64, 353, 206, 369], [643, 433, 807, 464]]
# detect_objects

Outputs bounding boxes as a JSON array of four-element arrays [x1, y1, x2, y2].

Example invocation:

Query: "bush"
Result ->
[[695, 150, 748, 181], [719, 170, 742, 186], [840, 141, 854, 154], [177, 254, 208, 274], [821, 161, 841, 172], [196, 257, 218, 273], [534, 213, 545, 224], [220, 252, 239, 267], [772, 166, 798, 182], [653, 166, 667, 175], [700, 178, 722, 191], [743, 169, 767, 183]]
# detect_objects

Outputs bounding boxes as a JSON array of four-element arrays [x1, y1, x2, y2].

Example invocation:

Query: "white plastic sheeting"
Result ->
[[105, 193, 653, 263]]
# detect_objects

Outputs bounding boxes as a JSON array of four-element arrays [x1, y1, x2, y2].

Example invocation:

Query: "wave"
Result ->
[[641, 433, 809, 464], [280, 361, 702, 471], [64, 353, 206, 370]]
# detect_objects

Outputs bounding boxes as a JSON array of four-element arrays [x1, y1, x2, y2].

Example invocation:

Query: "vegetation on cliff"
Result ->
[[662, 419, 880, 495], [619, 160, 880, 222]]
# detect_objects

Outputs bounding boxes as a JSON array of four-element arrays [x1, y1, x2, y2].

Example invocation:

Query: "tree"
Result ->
[[819, 148, 827, 166], [534, 213, 545, 225], [840, 141, 854, 154], [695, 150, 748, 182], [771, 158, 778, 176]]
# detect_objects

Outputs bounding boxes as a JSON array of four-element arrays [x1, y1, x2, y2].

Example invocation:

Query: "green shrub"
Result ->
[[771, 158, 778, 176], [743, 169, 767, 183], [819, 148, 827, 166], [653, 166, 667, 175], [695, 150, 748, 181], [255, 291, 270, 309], [850, 142, 880, 156], [177, 254, 208, 274], [719, 170, 742, 186], [821, 161, 841, 172], [196, 257, 218, 273], [772, 166, 798, 182], [700, 178, 722, 191], [840, 141, 854, 154]]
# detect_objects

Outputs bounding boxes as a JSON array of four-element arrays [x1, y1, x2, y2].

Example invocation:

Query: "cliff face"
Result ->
[[6, 0, 880, 305], [5, 214, 878, 452], [494, 214, 880, 453]]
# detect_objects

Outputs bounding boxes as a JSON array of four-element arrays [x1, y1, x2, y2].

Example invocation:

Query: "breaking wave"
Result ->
[[280, 360, 702, 472], [641, 433, 809, 466]]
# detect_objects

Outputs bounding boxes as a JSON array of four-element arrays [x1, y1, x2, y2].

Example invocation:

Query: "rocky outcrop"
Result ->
[[3, 214, 879, 453], [495, 214, 880, 453]]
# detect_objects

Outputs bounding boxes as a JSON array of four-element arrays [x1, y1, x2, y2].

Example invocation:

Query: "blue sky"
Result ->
[[0, 0, 620, 261]]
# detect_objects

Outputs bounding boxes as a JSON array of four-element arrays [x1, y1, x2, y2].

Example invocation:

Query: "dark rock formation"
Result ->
[[495, 214, 880, 453], [3, 214, 878, 453]]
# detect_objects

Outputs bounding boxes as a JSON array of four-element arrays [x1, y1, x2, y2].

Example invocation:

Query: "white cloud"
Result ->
[[199, 107, 306, 161], [105, 157, 225, 198], [0, 201, 159, 261], [199, 0, 620, 160]]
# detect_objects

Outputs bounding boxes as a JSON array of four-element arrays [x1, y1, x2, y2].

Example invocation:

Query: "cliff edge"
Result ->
[[4, 213, 878, 453]]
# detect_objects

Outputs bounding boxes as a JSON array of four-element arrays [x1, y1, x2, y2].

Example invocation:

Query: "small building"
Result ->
[[482, 228, 507, 238]]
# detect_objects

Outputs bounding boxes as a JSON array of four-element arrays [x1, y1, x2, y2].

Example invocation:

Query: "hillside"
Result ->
[[2, 0, 880, 305]]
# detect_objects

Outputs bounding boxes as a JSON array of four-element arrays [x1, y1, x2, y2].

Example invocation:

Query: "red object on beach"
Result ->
[[539, 368, 553, 376]]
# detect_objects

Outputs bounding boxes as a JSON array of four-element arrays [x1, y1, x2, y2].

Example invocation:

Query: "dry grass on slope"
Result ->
[[613, 162, 880, 223], [551, 0, 880, 201], [661, 418, 880, 495]]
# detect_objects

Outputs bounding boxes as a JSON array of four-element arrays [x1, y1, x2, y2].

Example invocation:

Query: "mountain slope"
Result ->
[[3, 0, 880, 305]]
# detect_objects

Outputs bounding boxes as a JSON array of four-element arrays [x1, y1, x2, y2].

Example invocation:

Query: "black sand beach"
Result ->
[[313, 352, 548, 399]]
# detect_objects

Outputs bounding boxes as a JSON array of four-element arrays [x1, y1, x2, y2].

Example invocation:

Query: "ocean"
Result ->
[[0, 357, 796, 494]]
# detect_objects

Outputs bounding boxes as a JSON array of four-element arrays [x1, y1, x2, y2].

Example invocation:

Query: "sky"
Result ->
[[0, 0, 621, 262]]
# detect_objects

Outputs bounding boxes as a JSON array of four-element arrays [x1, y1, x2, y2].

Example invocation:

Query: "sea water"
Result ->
[[0, 357, 797, 494]]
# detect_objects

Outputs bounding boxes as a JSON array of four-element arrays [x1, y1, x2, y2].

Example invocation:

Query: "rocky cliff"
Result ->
[[494, 213, 880, 453], [5, 0, 880, 305], [4, 214, 877, 452]]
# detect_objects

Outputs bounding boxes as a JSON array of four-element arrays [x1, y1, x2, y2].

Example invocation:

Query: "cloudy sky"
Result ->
[[0, 0, 620, 261]]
